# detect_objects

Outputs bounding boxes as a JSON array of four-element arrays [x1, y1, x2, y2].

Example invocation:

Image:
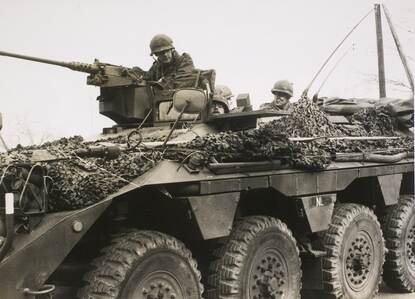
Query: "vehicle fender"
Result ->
[[0, 199, 111, 299]]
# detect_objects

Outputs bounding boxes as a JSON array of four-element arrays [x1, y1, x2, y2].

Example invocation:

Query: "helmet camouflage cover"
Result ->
[[213, 84, 232, 113], [150, 34, 174, 55], [214, 84, 233, 100]]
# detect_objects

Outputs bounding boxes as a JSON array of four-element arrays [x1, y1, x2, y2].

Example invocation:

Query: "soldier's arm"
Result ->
[[177, 53, 195, 73], [130, 66, 146, 79], [138, 62, 158, 81]]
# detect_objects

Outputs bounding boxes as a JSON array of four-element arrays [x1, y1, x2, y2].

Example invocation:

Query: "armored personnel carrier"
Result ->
[[0, 7, 414, 298], [0, 49, 413, 299]]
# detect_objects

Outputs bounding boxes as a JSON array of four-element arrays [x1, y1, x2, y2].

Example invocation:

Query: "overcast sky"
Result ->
[[0, 0, 414, 148]]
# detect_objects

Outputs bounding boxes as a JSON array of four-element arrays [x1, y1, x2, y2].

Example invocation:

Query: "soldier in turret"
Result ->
[[260, 80, 294, 111], [142, 34, 195, 89], [211, 84, 234, 114]]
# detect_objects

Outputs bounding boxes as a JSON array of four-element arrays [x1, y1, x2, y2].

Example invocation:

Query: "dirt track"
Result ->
[[302, 283, 413, 298]]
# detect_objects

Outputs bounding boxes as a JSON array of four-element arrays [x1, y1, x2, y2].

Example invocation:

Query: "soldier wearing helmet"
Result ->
[[143, 34, 195, 89], [260, 80, 293, 111], [214, 85, 233, 102], [211, 85, 234, 114]]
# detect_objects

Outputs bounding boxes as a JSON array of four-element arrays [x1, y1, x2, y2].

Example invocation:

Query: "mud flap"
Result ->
[[187, 192, 239, 240], [301, 194, 336, 233], [377, 174, 402, 206]]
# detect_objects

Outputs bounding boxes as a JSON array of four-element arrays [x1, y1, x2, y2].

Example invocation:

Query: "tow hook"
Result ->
[[23, 284, 55, 298]]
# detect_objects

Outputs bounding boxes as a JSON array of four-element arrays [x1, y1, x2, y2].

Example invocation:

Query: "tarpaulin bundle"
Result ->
[[320, 97, 414, 129]]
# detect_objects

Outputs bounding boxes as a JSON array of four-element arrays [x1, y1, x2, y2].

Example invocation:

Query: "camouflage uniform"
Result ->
[[145, 50, 195, 90], [260, 101, 292, 111]]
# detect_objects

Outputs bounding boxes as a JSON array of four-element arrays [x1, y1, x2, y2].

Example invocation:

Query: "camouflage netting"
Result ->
[[0, 136, 164, 211], [177, 129, 291, 163], [179, 98, 413, 170], [262, 98, 343, 137], [348, 106, 397, 136], [0, 97, 412, 211]]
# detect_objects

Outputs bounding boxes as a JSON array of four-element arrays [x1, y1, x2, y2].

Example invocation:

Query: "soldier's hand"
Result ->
[[147, 80, 165, 90], [131, 66, 145, 74]]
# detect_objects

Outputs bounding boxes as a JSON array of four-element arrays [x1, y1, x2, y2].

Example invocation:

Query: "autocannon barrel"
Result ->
[[0, 50, 100, 74]]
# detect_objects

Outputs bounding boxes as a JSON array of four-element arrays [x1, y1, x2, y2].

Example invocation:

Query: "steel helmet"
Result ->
[[214, 84, 233, 100], [271, 80, 293, 97], [150, 34, 174, 55], [212, 97, 230, 113]]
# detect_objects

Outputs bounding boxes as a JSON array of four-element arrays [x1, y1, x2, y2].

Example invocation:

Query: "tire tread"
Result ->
[[321, 203, 385, 299], [206, 216, 301, 299], [382, 194, 415, 292], [78, 230, 203, 299]]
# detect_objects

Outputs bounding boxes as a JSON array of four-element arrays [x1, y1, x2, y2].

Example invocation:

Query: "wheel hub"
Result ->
[[250, 252, 287, 298], [142, 282, 176, 299], [138, 272, 183, 299], [405, 219, 415, 271], [345, 234, 374, 291]]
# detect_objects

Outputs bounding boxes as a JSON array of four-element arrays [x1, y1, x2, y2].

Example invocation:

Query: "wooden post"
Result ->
[[382, 4, 415, 96], [375, 4, 386, 98]]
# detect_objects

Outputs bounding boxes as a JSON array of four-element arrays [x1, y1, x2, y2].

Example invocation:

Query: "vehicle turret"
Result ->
[[0, 50, 153, 124], [0, 51, 284, 131]]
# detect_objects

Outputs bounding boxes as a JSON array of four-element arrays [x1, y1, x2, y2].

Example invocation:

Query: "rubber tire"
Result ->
[[78, 230, 203, 299], [321, 204, 385, 299], [382, 194, 415, 292], [206, 216, 302, 299]]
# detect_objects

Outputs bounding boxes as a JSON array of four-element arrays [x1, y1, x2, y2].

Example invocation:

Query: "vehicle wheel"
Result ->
[[206, 216, 301, 299], [321, 204, 385, 299], [382, 194, 415, 292], [78, 230, 203, 299]]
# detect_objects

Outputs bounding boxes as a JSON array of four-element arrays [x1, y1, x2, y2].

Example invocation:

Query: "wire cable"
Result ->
[[313, 44, 355, 99], [302, 8, 374, 99]]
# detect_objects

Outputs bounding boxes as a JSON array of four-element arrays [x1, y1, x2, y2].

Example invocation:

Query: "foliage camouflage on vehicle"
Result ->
[[0, 98, 412, 211]]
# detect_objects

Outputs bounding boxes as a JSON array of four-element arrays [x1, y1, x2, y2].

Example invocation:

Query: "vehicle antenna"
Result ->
[[312, 44, 355, 101], [302, 8, 373, 99]]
